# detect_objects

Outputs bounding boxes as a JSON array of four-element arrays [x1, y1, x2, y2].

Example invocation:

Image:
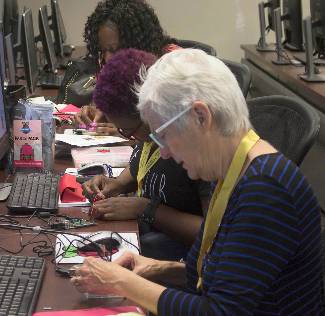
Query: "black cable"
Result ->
[[0, 222, 141, 277], [277, 48, 304, 68], [112, 232, 141, 255]]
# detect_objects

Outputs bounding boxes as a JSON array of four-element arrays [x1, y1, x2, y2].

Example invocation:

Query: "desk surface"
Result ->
[[241, 44, 325, 114], [0, 158, 138, 312]]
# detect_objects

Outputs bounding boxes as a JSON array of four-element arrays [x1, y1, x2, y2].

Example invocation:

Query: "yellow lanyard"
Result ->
[[197, 129, 260, 290], [137, 142, 161, 197]]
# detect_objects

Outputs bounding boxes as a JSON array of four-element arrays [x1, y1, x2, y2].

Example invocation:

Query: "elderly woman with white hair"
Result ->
[[71, 49, 323, 315]]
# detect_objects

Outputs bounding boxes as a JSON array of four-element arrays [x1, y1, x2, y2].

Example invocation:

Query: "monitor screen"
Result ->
[[0, 1, 6, 82], [0, 64, 9, 162], [267, 0, 281, 31], [38, 5, 57, 72], [3, 0, 19, 44], [20, 8, 39, 93], [56, 1, 67, 43], [310, 0, 325, 58], [0, 27, 6, 83], [282, 0, 303, 51], [0, 1, 4, 25], [0, 76, 5, 139], [5, 33, 16, 85], [50, 0, 63, 57]]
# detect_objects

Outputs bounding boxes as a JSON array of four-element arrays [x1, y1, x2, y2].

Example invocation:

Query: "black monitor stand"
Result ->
[[272, 8, 291, 65], [299, 16, 325, 82], [256, 1, 276, 52]]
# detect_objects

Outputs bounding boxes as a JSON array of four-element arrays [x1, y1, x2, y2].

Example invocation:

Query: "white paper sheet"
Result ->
[[55, 133, 126, 147], [55, 231, 139, 264]]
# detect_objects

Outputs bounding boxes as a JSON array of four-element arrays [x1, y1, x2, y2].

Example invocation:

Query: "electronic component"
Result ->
[[88, 194, 104, 218], [49, 216, 96, 230], [77, 163, 112, 177]]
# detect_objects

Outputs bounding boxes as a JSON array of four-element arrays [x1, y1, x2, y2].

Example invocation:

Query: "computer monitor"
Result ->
[[57, 2, 67, 44], [3, 0, 19, 44], [50, 0, 63, 57], [310, 0, 325, 59], [38, 5, 57, 73], [0, 1, 6, 83], [267, 0, 281, 31], [20, 8, 39, 94], [5, 33, 16, 85], [0, 63, 9, 162], [0, 28, 6, 83], [282, 0, 303, 51]]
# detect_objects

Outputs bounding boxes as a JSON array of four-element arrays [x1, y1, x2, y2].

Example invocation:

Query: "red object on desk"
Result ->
[[53, 104, 80, 122], [59, 174, 86, 203]]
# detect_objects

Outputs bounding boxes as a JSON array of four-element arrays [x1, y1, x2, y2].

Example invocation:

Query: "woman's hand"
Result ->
[[71, 257, 129, 296], [114, 251, 167, 281], [74, 105, 105, 126], [82, 175, 121, 199], [92, 196, 149, 220], [95, 122, 119, 136], [71, 256, 167, 314], [74, 106, 118, 135]]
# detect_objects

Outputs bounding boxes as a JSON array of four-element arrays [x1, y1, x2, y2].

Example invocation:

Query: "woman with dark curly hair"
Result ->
[[84, 0, 171, 68], [82, 48, 210, 261], [74, 0, 177, 131]]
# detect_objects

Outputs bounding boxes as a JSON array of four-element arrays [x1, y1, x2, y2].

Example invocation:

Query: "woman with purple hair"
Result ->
[[82, 48, 210, 261]]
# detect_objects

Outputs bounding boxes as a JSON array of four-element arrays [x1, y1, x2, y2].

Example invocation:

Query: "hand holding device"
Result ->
[[73, 105, 105, 126], [89, 194, 104, 219], [82, 175, 121, 201]]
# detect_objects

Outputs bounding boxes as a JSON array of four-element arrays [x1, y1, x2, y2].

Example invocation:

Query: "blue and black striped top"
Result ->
[[158, 153, 324, 315]]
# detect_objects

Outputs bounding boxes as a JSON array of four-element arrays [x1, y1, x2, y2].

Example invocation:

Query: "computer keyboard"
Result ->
[[0, 255, 45, 316], [7, 173, 60, 213], [39, 72, 64, 89]]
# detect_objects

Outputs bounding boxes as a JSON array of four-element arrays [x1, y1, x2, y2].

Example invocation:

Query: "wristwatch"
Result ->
[[138, 196, 161, 225]]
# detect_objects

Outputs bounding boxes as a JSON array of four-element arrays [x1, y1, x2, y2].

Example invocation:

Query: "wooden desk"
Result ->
[[241, 44, 325, 115], [0, 158, 138, 312]]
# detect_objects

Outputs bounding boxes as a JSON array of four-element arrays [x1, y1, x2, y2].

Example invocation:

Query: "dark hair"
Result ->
[[94, 48, 157, 117], [84, 0, 170, 64]]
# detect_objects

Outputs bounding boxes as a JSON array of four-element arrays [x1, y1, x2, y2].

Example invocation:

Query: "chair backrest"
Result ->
[[221, 59, 251, 98], [175, 39, 217, 56], [247, 95, 320, 165]]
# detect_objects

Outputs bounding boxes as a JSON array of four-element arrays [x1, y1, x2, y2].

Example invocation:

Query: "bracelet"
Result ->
[[138, 196, 161, 226]]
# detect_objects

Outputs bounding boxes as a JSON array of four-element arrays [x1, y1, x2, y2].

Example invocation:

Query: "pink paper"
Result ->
[[33, 306, 144, 316], [53, 104, 80, 114], [53, 104, 81, 122]]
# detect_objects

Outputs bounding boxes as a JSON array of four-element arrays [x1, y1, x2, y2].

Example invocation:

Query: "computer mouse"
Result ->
[[77, 163, 110, 176], [77, 232, 122, 253]]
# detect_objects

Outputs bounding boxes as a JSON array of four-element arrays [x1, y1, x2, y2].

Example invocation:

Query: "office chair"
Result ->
[[221, 59, 252, 98], [247, 95, 320, 166], [174, 41, 251, 97], [175, 39, 217, 56]]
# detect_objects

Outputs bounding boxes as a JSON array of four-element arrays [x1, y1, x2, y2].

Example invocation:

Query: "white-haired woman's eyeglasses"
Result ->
[[149, 106, 191, 149]]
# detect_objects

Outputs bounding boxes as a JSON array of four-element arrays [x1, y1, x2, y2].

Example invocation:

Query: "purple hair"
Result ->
[[93, 48, 157, 117]]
